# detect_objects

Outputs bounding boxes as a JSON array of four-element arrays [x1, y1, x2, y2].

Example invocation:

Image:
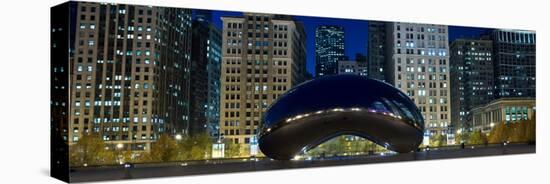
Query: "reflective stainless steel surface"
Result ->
[[258, 75, 424, 160]]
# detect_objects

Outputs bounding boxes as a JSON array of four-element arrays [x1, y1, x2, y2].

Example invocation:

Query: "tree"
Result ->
[[224, 140, 241, 158], [455, 131, 469, 144], [468, 130, 487, 145], [525, 118, 536, 143], [488, 122, 509, 144], [430, 133, 447, 147], [69, 133, 115, 167], [488, 118, 537, 144], [187, 133, 213, 160], [509, 122, 527, 143], [148, 134, 179, 162]]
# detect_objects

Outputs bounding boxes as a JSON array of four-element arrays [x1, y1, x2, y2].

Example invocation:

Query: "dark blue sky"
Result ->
[[206, 10, 491, 76]]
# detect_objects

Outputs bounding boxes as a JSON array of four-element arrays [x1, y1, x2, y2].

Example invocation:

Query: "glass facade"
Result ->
[[315, 25, 346, 77]]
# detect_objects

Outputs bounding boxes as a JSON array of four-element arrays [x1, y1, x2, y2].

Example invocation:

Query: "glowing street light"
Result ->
[[116, 143, 124, 149], [175, 134, 182, 141]]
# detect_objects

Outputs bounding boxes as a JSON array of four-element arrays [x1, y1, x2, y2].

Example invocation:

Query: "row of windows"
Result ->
[[415, 105, 449, 112], [427, 122, 450, 128], [409, 97, 449, 105], [396, 73, 448, 82], [73, 106, 150, 117], [397, 66, 449, 73], [76, 64, 151, 73], [222, 129, 259, 136], [396, 48, 447, 56], [397, 58, 447, 65], [224, 60, 289, 69], [74, 73, 151, 83], [226, 21, 289, 31], [224, 67, 289, 75], [396, 25, 446, 34], [72, 125, 149, 133]]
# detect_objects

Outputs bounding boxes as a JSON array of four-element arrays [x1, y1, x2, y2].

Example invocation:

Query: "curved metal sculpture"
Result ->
[[258, 75, 424, 160]]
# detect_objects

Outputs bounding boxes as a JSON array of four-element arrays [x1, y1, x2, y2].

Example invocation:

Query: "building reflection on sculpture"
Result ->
[[259, 75, 424, 160]]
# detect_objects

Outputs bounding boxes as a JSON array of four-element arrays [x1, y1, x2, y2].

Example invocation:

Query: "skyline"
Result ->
[[50, 3, 536, 182], [205, 10, 492, 76]]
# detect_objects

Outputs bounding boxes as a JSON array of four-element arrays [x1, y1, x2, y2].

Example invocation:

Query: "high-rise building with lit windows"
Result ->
[[51, 3, 72, 178], [68, 2, 193, 151], [368, 21, 389, 82], [386, 23, 451, 138], [492, 29, 536, 98], [315, 25, 345, 77], [189, 12, 222, 137], [220, 13, 306, 156], [450, 39, 494, 131]]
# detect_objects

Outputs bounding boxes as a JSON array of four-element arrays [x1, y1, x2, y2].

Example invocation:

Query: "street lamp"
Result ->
[[116, 143, 124, 165], [175, 134, 182, 141]]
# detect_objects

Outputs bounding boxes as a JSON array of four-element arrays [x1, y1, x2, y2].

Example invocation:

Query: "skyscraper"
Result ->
[[315, 25, 345, 77], [68, 2, 193, 151], [450, 39, 494, 131], [189, 11, 222, 137], [492, 30, 536, 98], [220, 13, 307, 156], [386, 23, 451, 138], [51, 3, 72, 180], [368, 21, 389, 81]]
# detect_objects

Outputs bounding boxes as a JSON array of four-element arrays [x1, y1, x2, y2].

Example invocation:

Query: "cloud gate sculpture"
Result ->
[[258, 75, 424, 160]]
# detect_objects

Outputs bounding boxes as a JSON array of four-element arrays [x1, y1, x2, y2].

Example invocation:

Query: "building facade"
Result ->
[[386, 23, 451, 138], [338, 60, 368, 76], [68, 2, 193, 151], [315, 25, 345, 77], [471, 98, 535, 133], [492, 30, 536, 98], [368, 21, 389, 82], [450, 39, 494, 131], [189, 13, 222, 137], [205, 22, 223, 139], [220, 14, 307, 155]]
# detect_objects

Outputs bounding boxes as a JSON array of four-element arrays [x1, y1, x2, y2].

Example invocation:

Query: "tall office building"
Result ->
[[315, 25, 345, 77], [492, 30, 536, 98], [68, 2, 193, 151], [386, 23, 451, 138], [220, 13, 307, 155], [51, 3, 73, 179], [450, 39, 494, 131], [368, 21, 389, 81], [189, 11, 222, 137], [189, 21, 208, 136]]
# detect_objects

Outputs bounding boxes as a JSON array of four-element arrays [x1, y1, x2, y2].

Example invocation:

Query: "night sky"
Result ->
[[206, 10, 492, 76]]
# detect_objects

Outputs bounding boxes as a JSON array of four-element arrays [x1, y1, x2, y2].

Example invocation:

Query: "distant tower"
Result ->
[[315, 25, 345, 77]]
